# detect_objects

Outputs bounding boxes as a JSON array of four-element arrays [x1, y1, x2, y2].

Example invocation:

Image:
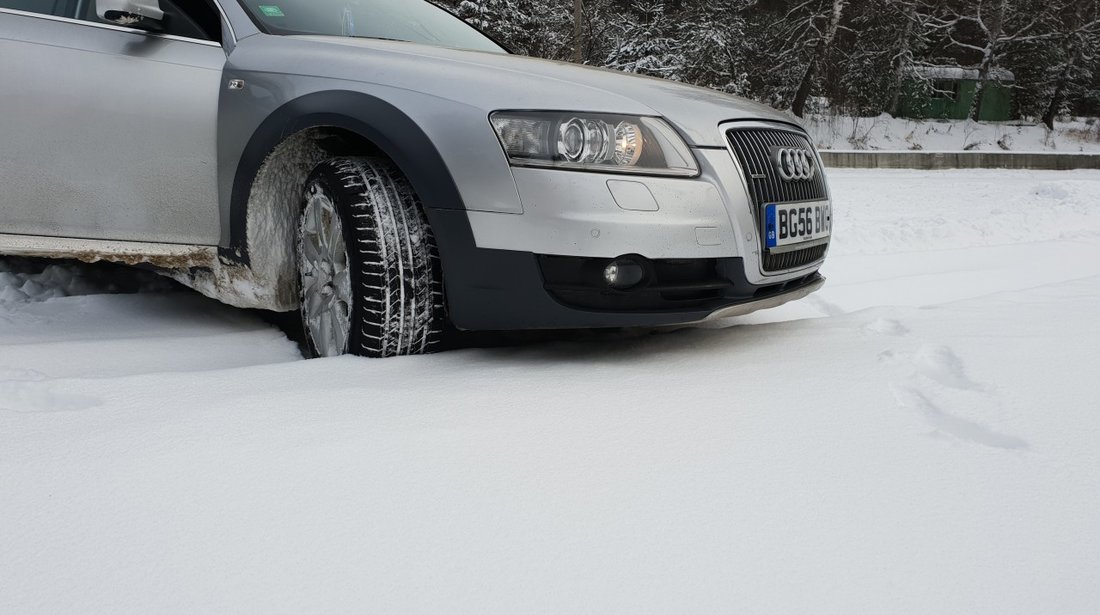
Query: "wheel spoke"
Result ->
[[307, 287, 327, 319], [331, 302, 349, 354], [317, 201, 332, 248], [301, 272, 321, 308], [302, 233, 324, 270], [332, 233, 349, 268], [302, 194, 320, 235], [332, 269, 351, 301], [319, 303, 334, 356], [327, 221, 345, 263], [328, 235, 343, 263]]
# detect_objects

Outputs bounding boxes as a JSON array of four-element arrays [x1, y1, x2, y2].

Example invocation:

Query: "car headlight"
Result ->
[[489, 112, 699, 177]]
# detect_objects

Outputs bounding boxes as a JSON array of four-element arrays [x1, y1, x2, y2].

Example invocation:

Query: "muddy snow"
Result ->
[[2, 169, 1100, 613]]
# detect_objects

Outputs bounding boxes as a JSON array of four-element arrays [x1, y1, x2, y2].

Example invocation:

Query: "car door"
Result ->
[[0, 2, 224, 245]]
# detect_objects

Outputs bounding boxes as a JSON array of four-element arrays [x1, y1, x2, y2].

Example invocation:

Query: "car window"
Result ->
[[78, 0, 221, 42], [237, 0, 504, 53], [0, 0, 76, 16]]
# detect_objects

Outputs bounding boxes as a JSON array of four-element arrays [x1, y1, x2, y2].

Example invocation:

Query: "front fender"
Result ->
[[214, 81, 521, 323], [223, 87, 522, 257]]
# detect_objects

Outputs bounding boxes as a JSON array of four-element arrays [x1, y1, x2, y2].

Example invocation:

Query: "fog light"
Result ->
[[604, 258, 646, 289]]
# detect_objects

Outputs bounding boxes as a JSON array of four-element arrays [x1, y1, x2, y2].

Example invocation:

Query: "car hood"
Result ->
[[266, 36, 801, 147]]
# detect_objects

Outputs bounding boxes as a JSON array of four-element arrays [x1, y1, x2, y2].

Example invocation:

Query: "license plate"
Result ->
[[765, 202, 832, 249]]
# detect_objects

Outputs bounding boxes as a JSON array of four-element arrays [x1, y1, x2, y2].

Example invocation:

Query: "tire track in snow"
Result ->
[[891, 384, 1028, 451], [861, 315, 1028, 451]]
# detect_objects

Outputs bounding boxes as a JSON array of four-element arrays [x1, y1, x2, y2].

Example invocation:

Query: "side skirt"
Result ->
[[0, 233, 297, 312], [0, 233, 218, 269]]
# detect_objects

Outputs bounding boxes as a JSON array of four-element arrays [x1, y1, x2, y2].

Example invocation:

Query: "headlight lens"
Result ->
[[490, 112, 699, 177]]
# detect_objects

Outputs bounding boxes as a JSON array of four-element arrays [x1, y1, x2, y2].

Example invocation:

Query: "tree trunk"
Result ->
[[1043, 3, 1090, 130], [1042, 79, 1066, 130], [791, 57, 818, 118], [969, 0, 1008, 121], [790, 0, 848, 118], [969, 48, 994, 121], [888, 5, 918, 115], [573, 0, 584, 63], [1043, 44, 1080, 129]]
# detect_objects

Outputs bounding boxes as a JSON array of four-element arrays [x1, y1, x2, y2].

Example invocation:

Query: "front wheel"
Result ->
[[297, 157, 445, 358]]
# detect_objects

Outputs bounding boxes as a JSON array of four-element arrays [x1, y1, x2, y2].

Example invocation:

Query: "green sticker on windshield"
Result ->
[[258, 5, 285, 17]]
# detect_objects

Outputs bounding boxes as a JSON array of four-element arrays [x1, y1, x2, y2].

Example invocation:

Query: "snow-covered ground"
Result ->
[[3, 169, 1100, 613], [807, 114, 1100, 153]]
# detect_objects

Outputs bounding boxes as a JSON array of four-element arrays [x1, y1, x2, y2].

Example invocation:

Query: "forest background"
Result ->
[[430, 0, 1100, 130]]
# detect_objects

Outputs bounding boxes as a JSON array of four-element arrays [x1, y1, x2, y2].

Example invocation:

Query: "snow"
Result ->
[[174, 130, 330, 313], [3, 169, 1100, 613], [807, 114, 1100, 152], [910, 66, 1015, 82]]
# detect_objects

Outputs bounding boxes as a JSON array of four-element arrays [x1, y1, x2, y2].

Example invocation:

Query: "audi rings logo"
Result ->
[[773, 148, 816, 182]]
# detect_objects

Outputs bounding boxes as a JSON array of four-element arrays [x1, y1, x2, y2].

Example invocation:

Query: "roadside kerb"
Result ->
[[820, 150, 1100, 170]]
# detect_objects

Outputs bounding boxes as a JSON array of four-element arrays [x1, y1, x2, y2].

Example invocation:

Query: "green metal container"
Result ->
[[895, 67, 1015, 121]]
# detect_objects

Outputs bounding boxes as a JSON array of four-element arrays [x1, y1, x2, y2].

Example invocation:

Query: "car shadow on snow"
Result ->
[[0, 256, 180, 302], [0, 257, 772, 361], [440, 318, 790, 366]]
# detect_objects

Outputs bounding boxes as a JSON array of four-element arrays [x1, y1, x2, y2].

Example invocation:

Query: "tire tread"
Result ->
[[301, 157, 444, 358]]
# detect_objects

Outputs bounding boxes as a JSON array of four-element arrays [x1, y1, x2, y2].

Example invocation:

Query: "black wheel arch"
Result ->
[[227, 90, 470, 265]]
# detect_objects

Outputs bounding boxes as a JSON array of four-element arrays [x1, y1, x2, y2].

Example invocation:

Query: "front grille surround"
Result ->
[[724, 124, 830, 273]]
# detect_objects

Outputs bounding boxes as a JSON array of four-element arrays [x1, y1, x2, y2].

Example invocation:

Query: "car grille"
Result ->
[[726, 128, 828, 205], [725, 126, 830, 272], [762, 243, 829, 271]]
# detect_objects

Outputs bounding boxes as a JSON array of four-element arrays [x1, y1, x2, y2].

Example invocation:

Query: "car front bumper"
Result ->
[[424, 219, 826, 332], [426, 124, 830, 331]]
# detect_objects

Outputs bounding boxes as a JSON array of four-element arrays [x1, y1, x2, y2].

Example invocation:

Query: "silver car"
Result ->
[[0, 0, 832, 358]]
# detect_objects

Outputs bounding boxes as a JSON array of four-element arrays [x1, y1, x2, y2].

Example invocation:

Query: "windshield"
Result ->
[[237, 0, 506, 53]]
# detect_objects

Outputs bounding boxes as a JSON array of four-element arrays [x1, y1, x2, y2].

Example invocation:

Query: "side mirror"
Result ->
[[96, 0, 164, 29]]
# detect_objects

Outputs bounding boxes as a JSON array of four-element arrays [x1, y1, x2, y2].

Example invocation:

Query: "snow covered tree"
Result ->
[[774, 0, 850, 117], [674, 0, 756, 95], [434, 0, 572, 59], [746, 0, 853, 116], [880, 0, 938, 113], [602, 2, 686, 79], [927, 0, 1061, 120], [429, 0, 1100, 121], [1037, 0, 1100, 127]]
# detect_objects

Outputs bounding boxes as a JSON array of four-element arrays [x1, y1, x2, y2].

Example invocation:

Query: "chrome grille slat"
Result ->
[[726, 127, 829, 272], [751, 131, 782, 204], [752, 131, 781, 204], [730, 131, 766, 205]]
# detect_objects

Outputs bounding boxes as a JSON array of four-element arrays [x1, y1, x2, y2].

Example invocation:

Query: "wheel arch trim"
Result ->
[[227, 89, 468, 264]]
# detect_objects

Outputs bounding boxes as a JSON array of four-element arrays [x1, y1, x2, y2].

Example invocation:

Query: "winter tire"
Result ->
[[297, 157, 445, 358]]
